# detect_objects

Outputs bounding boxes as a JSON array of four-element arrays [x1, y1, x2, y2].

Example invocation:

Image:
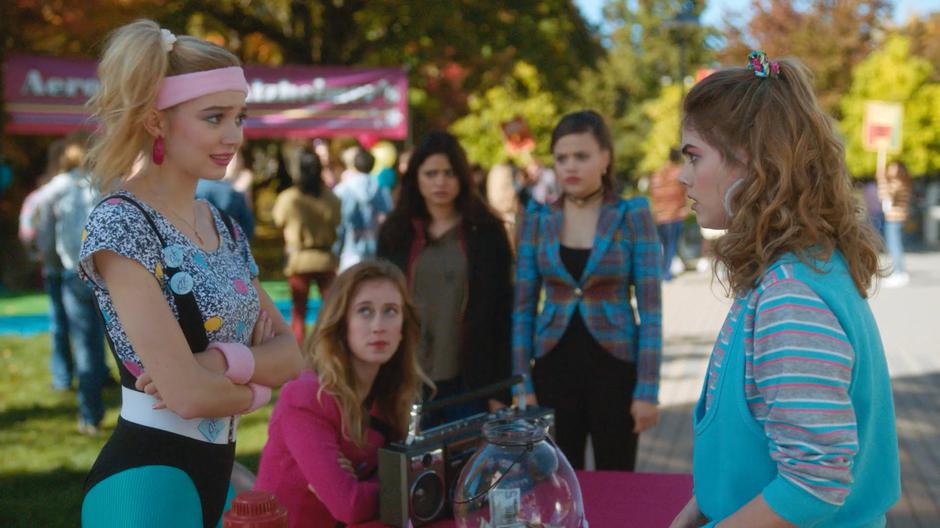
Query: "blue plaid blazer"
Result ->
[[512, 194, 663, 402]]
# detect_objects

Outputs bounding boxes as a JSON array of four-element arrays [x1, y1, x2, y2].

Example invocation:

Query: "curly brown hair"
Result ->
[[307, 260, 430, 445], [683, 58, 882, 297]]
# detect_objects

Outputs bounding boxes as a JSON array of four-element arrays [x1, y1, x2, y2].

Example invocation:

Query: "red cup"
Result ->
[[223, 490, 288, 528]]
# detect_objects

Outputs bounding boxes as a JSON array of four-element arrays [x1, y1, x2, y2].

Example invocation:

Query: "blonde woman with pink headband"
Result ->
[[78, 20, 303, 527]]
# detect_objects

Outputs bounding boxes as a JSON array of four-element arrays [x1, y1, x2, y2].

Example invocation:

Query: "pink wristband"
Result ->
[[244, 383, 271, 414], [209, 342, 255, 385]]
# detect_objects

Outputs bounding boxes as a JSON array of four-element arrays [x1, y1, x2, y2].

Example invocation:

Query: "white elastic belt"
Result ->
[[120, 387, 237, 445]]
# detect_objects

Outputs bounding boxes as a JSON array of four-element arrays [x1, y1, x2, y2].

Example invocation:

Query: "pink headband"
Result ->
[[155, 67, 250, 110]]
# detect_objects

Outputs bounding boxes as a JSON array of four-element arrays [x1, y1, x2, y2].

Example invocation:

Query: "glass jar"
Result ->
[[453, 417, 585, 528]]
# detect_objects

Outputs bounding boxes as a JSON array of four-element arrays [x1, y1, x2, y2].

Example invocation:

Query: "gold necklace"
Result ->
[[169, 206, 206, 246], [154, 195, 205, 246]]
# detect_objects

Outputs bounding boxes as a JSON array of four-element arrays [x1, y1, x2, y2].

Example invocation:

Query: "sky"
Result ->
[[574, 0, 940, 31]]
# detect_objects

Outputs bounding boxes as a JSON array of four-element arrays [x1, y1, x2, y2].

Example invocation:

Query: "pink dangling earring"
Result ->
[[152, 136, 165, 165]]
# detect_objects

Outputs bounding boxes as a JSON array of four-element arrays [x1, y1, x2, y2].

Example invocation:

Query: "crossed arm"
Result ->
[[96, 249, 303, 419]]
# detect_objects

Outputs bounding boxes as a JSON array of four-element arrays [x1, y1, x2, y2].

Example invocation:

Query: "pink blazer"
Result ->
[[255, 371, 387, 527]]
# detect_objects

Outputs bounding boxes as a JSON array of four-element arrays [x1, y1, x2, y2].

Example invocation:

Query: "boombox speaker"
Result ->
[[378, 376, 554, 527], [378, 442, 447, 525]]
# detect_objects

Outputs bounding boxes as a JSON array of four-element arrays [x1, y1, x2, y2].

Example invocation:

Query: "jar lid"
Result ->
[[482, 417, 547, 446]]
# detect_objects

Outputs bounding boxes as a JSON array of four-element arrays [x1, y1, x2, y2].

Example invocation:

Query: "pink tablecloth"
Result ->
[[353, 470, 693, 528]]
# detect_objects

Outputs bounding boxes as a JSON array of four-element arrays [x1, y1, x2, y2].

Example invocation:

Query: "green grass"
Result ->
[[0, 334, 275, 528], [0, 281, 296, 317], [0, 291, 49, 316], [259, 280, 292, 302]]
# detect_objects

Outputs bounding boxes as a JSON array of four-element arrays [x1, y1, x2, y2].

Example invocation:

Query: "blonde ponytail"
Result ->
[[86, 19, 241, 191], [86, 20, 168, 191]]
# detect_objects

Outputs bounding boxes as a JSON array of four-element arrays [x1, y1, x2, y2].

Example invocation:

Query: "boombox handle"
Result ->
[[405, 375, 528, 445]]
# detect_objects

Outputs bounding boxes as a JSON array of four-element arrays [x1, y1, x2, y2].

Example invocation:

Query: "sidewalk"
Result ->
[[637, 251, 940, 527]]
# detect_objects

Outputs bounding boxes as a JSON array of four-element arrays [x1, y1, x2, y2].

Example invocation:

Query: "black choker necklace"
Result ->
[[566, 186, 604, 206]]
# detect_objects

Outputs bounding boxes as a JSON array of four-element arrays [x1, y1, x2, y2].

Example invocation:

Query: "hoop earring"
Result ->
[[723, 179, 744, 218], [152, 137, 165, 165]]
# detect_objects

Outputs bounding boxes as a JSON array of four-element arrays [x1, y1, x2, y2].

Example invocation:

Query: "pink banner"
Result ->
[[3, 54, 408, 139]]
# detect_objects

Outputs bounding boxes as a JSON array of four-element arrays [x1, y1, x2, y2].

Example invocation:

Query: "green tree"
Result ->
[[175, 0, 601, 132], [902, 11, 940, 82], [719, 0, 892, 118], [840, 35, 940, 177], [450, 62, 560, 167], [569, 0, 713, 182], [8, 1, 602, 137], [638, 84, 682, 175]]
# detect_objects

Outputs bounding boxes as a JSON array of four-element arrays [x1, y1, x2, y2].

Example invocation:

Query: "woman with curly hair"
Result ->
[[254, 260, 430, 527], [669, 52, 900, 527]]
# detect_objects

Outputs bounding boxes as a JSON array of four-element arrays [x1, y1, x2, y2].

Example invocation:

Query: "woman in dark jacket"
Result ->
[[378, 131, 513, 426]]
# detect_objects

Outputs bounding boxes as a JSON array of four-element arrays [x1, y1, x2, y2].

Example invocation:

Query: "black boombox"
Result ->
[[378, 376, 554, 527]]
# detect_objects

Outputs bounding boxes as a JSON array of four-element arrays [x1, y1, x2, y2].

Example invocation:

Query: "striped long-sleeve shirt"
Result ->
[[704, 263, 858, 506]]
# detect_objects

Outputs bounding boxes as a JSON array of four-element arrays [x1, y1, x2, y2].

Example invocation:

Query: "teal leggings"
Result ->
[[82, 465, 234, 528]]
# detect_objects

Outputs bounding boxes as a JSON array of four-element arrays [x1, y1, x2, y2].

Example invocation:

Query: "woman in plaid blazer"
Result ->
[[512, 111, 663, 471]]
